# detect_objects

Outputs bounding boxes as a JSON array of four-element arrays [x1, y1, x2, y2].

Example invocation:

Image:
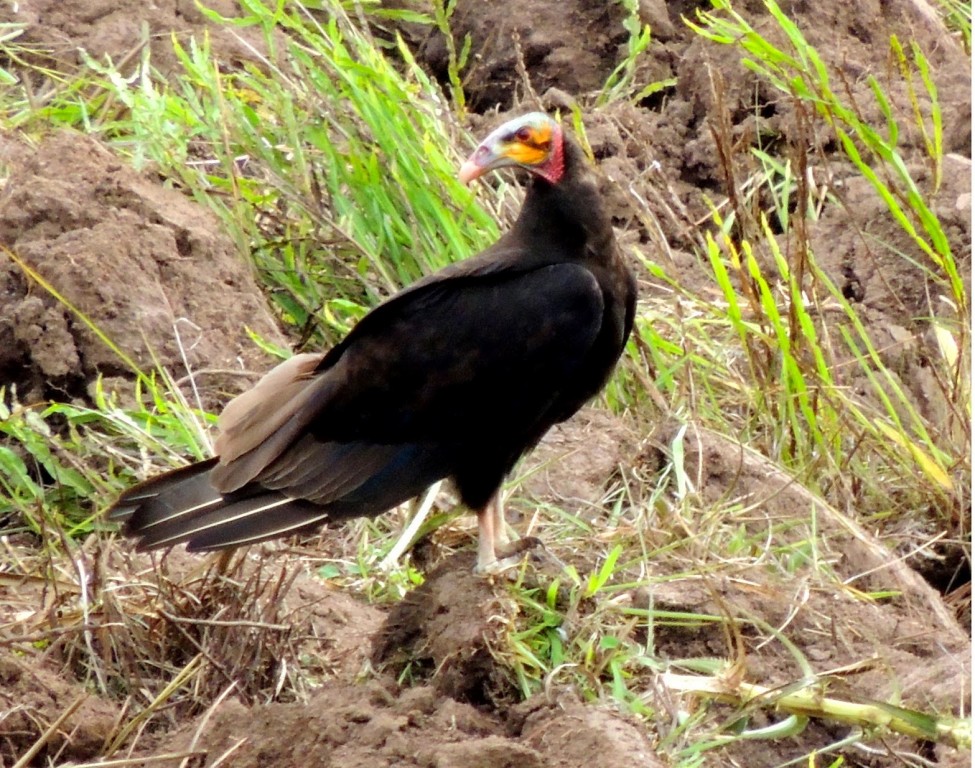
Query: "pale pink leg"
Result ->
[[475, 502, 499, 574], [475, 492, 531, 575], [491, 493, 511, 547]]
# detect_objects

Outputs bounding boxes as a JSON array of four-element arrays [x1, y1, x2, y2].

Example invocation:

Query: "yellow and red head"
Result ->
[[459, 112, 565, 186]]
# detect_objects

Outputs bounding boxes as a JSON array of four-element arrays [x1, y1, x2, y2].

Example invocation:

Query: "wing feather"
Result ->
[[215, 352, 323, 461], [112, 260, 608, 551]]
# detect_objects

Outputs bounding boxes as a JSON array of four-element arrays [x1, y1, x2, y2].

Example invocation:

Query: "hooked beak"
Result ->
[[459, 144, 500, 185], [458, 158, 484, 185]]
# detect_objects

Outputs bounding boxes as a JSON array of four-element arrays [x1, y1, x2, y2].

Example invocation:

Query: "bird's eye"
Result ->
[[514, 126, 533, 143]]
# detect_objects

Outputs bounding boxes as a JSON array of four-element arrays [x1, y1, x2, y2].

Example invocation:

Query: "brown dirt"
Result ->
[[373, 552, 518, 707], [0, 0, 969, 766], [0, 0, 267, 77], [0, 654, 119, 764], [392, 0, 633, 113], [522, 406, 639, 516], [1, 553, 664, 767], [148, 673, 664, 768], [0, 131, 287, 409]]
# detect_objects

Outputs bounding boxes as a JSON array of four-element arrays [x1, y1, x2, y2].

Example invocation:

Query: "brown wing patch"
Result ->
[[212, 352, 328, 493], [215, 353, 323, 462]]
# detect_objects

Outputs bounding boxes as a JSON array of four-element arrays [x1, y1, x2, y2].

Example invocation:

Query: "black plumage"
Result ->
[[109, 112, 637, 573]]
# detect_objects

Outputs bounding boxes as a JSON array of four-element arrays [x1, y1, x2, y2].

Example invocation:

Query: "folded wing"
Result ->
[[110, 261, 605, 551]]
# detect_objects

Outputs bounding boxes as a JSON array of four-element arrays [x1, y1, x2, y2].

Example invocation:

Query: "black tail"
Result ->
[[108, 458, 329, 552]]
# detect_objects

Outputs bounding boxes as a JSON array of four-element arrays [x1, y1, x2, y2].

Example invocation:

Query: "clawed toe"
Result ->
[[474, 536, 544, 577]]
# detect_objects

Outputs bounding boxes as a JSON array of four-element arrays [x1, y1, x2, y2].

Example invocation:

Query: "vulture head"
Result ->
[[459, 112, 565, 186]]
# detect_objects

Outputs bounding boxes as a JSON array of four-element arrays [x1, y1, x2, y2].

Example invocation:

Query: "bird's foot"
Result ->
[[474, 536, 543, 577]]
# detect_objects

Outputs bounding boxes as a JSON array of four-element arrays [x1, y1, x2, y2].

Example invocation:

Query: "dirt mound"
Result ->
[[132, 554, 663, 768], [0, 131, 286, 408], [149, 676, 662, 768], [1, 552, 662, 767], [374, 552, 518, 706]]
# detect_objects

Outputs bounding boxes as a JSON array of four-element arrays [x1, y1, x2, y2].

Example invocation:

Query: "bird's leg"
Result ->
[[491, 492, 512, 548], [474, 492, 541, 576], [475, 503, 500, 575]]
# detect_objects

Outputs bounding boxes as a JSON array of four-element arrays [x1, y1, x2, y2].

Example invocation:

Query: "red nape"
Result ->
[[535, 125, 565, 185]]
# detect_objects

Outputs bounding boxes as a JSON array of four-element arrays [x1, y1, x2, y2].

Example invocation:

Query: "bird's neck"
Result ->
[[512, 147, 614, 263]]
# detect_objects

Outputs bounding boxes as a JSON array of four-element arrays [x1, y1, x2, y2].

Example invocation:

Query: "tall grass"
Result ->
[[3, 3, 504, 345], [644, 0, 970, 537]]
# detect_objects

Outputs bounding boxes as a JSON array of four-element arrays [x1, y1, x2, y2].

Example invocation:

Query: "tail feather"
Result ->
[[108, 443, 450, 553], [109, 458, 333, 552], [136, 493, 327, 551], [179, 500, 330, 551], [109, 458, 221, 524]]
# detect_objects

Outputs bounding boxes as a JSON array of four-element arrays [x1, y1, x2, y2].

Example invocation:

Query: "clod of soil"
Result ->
[[0, 131, 286, 409], [148, 675, 663, 768], [373, 552, 518, 707], [516, 693, 666, 768]]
